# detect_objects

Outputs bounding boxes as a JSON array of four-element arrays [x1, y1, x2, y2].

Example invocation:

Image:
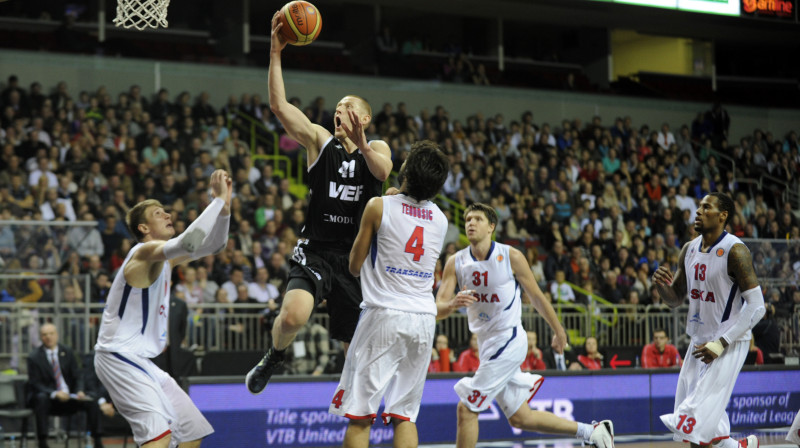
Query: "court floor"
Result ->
[[420, 428, 798, 448]]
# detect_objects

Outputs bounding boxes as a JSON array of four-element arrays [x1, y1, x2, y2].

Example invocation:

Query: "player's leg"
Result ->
[[271, 286, 315, 350], [247, 270, 320, 394], [392, 419, 418, 448], [456, 401, 480, 448], [177, 440, 202, 448], [343, 419, 372, 448], [158, 365, 213, 446]]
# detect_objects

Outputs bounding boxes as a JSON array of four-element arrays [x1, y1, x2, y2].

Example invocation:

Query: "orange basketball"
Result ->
[[278, 1, 322, 46]]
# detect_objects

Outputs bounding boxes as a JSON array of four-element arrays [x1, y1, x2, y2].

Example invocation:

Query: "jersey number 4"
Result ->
[[405, 226, 425, 262], [331, 389, 345, 409]]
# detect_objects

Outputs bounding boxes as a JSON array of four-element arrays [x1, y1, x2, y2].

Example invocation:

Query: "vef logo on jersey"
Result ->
[[329, 182, 364, 202], [716, 248, 725, 257]]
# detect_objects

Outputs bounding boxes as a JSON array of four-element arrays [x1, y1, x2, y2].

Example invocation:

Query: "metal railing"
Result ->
[[0, 297, 796, 374]]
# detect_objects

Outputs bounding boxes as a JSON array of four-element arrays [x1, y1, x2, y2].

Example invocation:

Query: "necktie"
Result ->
[[556, 353, 566, 371], [51, 352, 63, 391]]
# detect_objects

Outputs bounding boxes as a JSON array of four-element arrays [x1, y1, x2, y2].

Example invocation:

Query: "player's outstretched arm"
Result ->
[[510, 247, 568, 353], [652, 241, 689, 308], [268, 11, 329, 166], [348, 197, 383, 277], [131, 171, 232, 267], [435, 255, 476, 320], [341, 110, 392, 181]]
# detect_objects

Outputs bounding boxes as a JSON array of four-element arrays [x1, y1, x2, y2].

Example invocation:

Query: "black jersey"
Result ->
[[302, 136, 383, 252]]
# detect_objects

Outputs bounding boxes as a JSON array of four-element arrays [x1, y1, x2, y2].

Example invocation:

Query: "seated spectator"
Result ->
[[550, 270, 576, 303], [288, 320, 330, 375], [521, 330, 546, 371], [641, 329, 682, 368], [752, 304, 782, 364], [577, 336, 604, 370], [543, 333, 582, 371], [745, 338, 764, 365], [429, 333, 457, 373], [26, 324, 104, 448], [453, 333, 480, 372]]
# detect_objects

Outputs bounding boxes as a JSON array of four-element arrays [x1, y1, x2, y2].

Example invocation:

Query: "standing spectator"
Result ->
[[67, 212, 104, 258], [641, 329, 682, 368]]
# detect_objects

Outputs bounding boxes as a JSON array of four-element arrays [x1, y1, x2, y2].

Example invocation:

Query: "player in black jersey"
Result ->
[[246, 11, 393, 395]]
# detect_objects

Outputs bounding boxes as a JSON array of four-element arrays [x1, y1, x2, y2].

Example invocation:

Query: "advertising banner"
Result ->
[[190, 370, 800, 447]]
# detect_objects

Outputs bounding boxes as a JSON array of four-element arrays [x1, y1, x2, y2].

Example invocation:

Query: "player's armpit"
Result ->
[[727, 243, 759, 291]]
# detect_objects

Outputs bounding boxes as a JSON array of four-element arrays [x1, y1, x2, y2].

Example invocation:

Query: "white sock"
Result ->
[[715, 438, 739, 448], [576, 422, 593, 440]]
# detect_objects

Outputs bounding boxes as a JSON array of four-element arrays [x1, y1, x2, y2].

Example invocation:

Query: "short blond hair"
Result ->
[[126, 199, 163, 242], [344, 95, 372, 121]]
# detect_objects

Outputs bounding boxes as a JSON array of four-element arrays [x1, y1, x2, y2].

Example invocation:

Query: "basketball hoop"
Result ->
[[113, 0, 170, 30]]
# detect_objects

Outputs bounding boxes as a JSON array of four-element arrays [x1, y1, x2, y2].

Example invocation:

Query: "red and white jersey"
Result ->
[[454, 242, 521, 335], [95, 243, 171, 357], [359, 194, 447, 316], [684, 231, 751, 343]]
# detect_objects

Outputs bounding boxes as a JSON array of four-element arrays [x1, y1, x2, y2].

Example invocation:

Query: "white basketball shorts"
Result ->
[[787, 409, 800, 445], [328, 307, 435, 424], [95, 350, 214, 446], [454, 324, 544, 418], [660, 339, 748, 444]]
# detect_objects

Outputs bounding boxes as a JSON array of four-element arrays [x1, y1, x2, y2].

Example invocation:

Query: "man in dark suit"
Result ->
[[543, 333, 583, 371], [26, 323, 103, 448]]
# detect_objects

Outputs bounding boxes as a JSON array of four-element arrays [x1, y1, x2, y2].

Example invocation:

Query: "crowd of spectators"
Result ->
[[1, 74, 798, 369]]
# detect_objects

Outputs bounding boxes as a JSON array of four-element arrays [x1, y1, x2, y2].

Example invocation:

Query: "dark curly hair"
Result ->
[[708, 192, 735, 226], [400, 140, 450, 201]]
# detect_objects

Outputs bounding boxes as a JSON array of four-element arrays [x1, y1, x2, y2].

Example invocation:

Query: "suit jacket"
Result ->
[[26, 344, 84, 406], [543, 347, 580, 371]]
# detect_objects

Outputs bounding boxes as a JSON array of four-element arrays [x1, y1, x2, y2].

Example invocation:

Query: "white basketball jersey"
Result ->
[[360, 194, 447, 316], [683, 231, 751, 343], [95, 243, 171, 357], [454, 242, 521, 334]]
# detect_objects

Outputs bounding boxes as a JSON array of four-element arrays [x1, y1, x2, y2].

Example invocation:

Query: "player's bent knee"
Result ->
[[457, 401, 478, 422]]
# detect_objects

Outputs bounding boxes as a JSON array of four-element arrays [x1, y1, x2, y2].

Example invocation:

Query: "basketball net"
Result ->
[[113, 0, 170, 30]]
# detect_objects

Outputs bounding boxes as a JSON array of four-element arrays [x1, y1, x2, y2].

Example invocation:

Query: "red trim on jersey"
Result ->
[[527, 376, 545, 403], [145, 429, 172, 444], [683, 435, 729, 445], [345, 413, 377, 424], [381, 412, 411, 425]]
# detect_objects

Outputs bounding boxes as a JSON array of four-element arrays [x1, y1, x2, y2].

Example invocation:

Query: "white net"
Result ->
[[113, 0, 170, 30]]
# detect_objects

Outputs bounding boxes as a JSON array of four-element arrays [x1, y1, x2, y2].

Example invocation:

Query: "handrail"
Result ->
[[557, 281, 619, 329], [228, 109, 306, 193]]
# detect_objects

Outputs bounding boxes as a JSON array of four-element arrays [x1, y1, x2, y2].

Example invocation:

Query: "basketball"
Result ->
[[278, 1, 322, 46]]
